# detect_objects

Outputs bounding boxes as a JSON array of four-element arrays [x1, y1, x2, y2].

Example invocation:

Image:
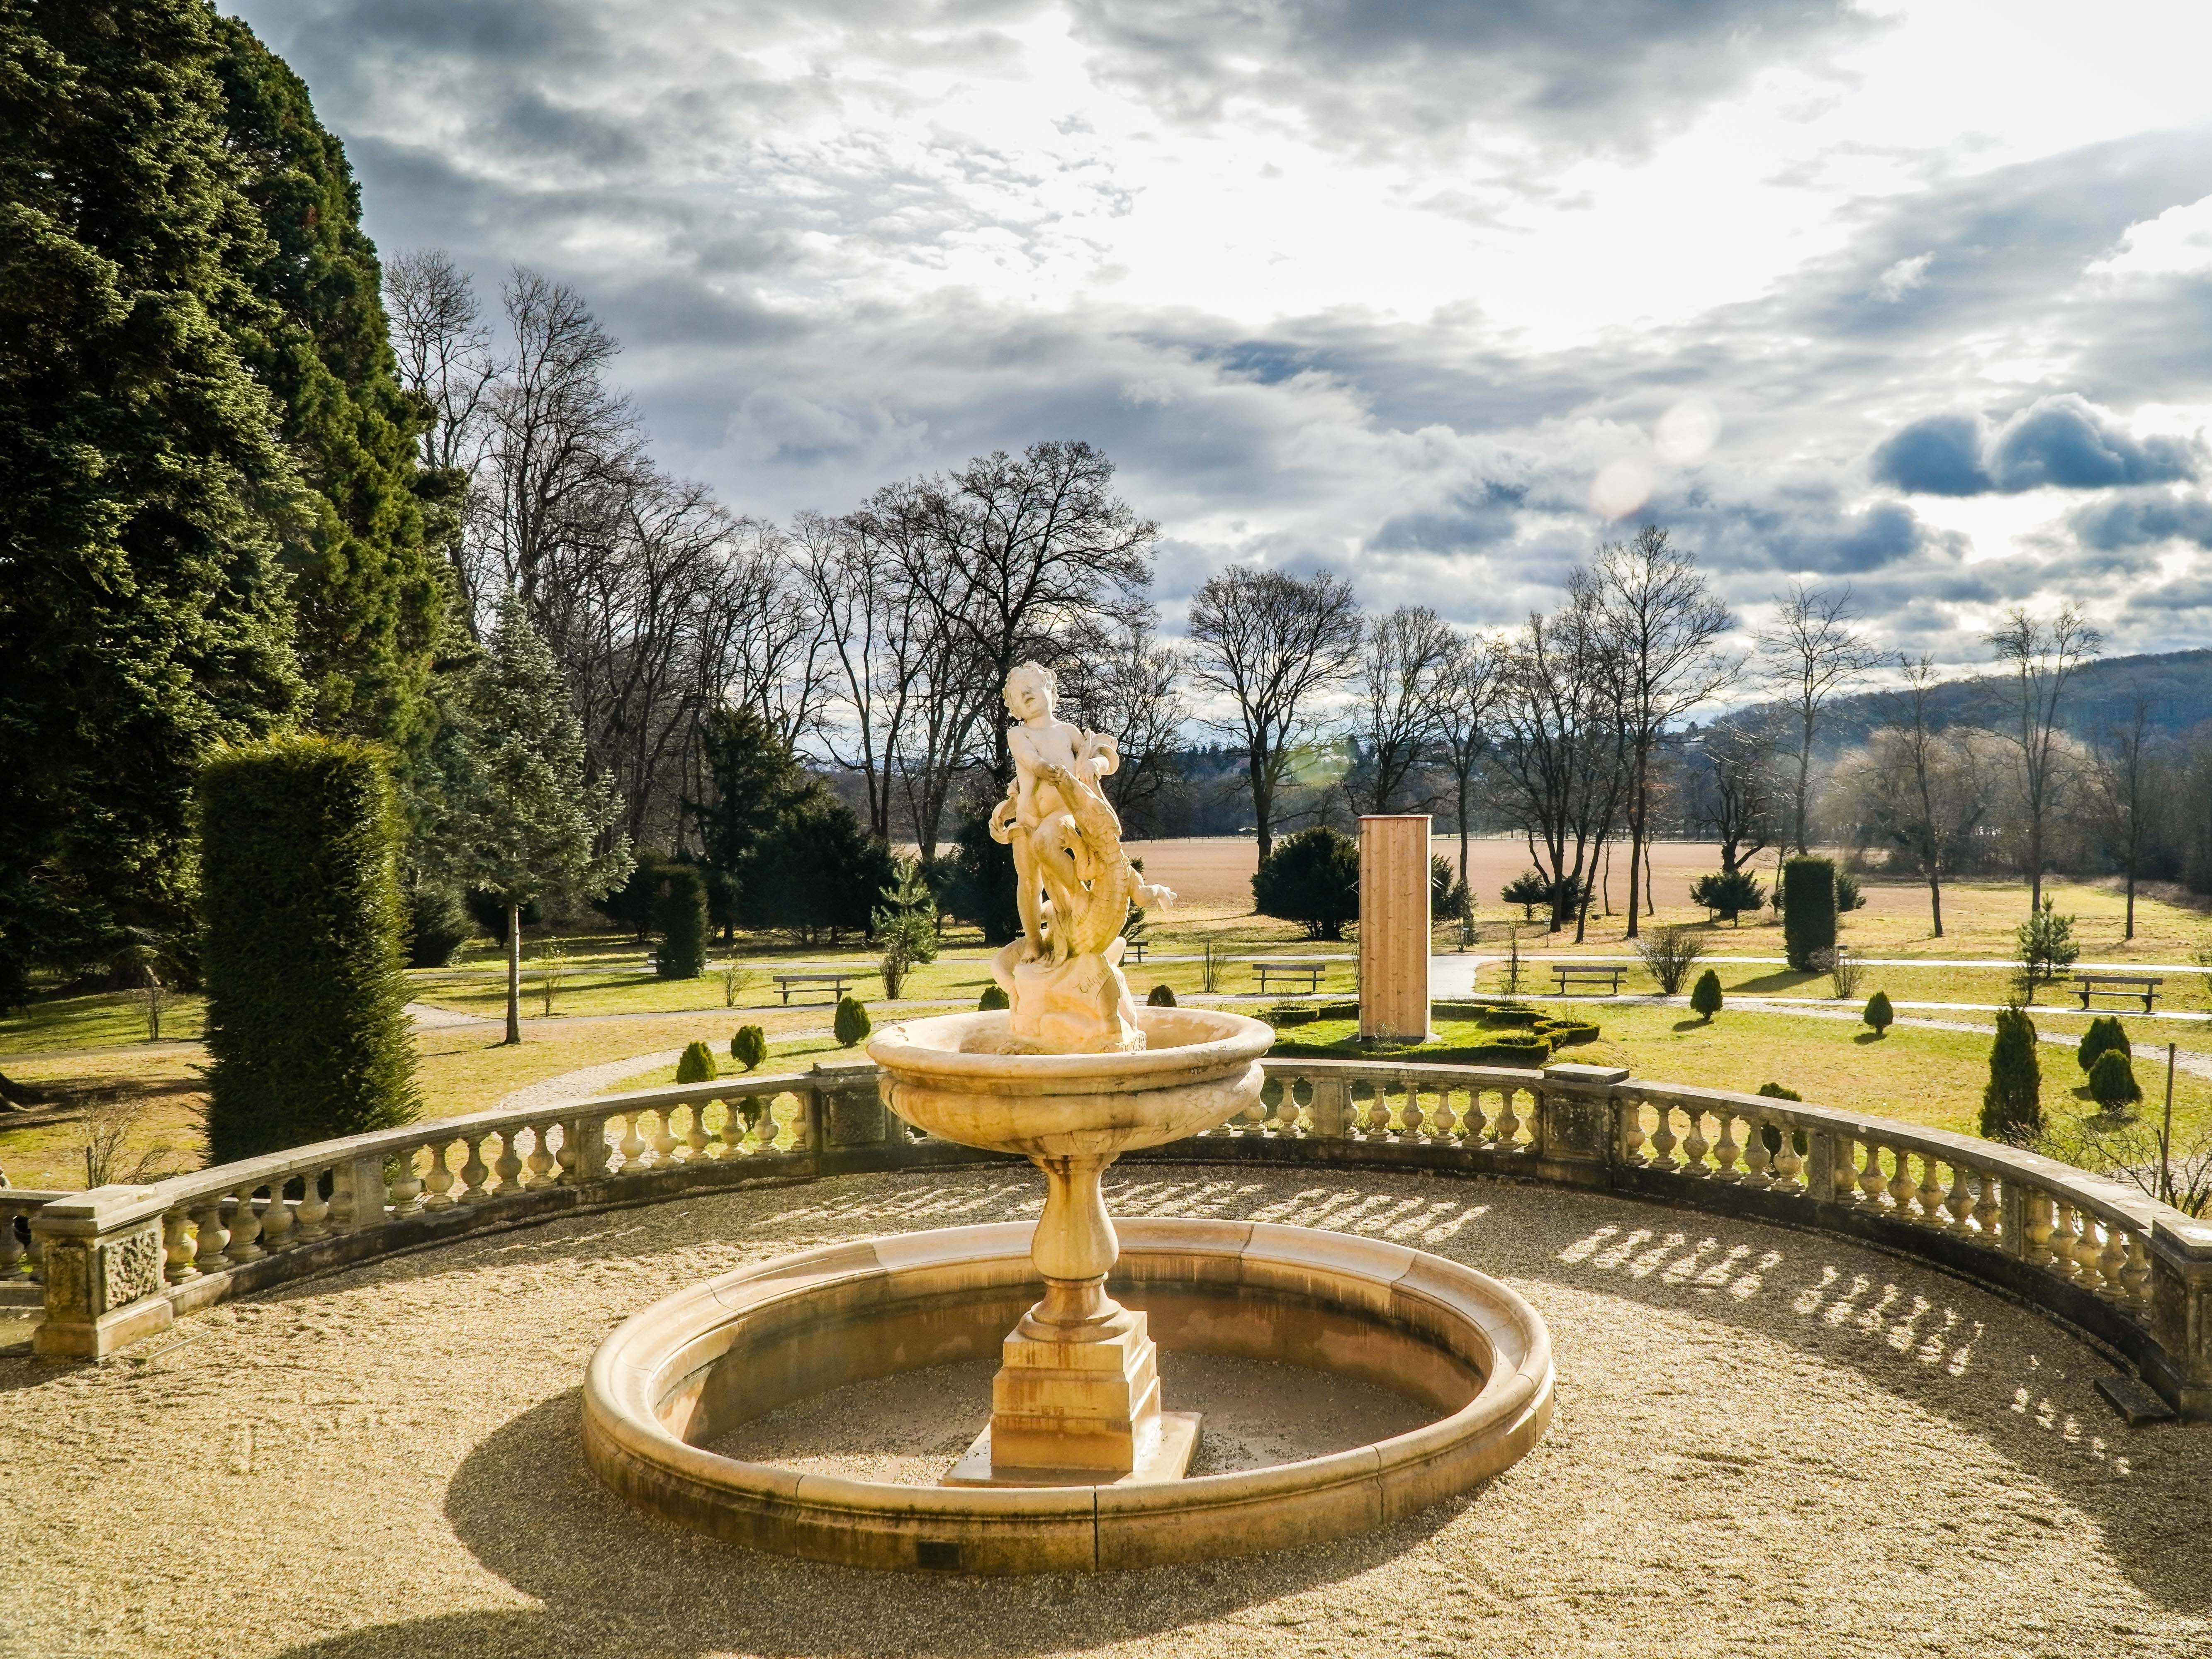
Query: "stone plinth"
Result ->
[[1359, 814, 1432, 1042]]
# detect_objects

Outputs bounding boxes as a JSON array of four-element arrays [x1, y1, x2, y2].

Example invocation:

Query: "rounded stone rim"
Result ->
[[865, 1007, 1275, 1092], [581, 1217, 1555, 1573]]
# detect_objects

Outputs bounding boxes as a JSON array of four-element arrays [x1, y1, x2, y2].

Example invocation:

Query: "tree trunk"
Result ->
[[2125, 857, 2137, 940], [1927, 868, 1944, 939], [2027, 816, 2044, 914], [505, 905, 523, 1045], [1624, 744, 1646, 938], [1250, 752, 1274, 868], [1456, 771, 1472, 896]]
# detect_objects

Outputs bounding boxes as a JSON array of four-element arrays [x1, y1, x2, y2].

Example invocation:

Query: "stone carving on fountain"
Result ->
[[985, 662, 1175, 1055]]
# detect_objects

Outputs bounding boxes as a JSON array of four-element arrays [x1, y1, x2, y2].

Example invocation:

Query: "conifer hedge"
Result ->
[[200, 737, 419, 1163], [654, 864, 709, 979], [1980, 1006, 2042, 1140], [1781, 856, 1837, 971]]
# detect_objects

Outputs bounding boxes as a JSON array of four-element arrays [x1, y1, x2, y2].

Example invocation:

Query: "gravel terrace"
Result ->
[[2, 1164, 2207, 1659]]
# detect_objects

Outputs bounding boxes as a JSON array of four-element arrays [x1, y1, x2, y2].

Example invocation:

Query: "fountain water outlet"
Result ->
[[869, 661, 1272, 1485]]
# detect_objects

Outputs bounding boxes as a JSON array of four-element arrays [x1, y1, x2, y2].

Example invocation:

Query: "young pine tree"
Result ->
[[442, 596, 631, 1041], [871, 860, 939, 998]]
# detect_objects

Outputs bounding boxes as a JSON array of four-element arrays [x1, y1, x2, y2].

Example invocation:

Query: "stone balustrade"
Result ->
[[23, 1056, 2212, 1418]]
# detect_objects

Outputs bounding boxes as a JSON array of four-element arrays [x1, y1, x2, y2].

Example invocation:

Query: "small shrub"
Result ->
[[2013, 899, 2079, 1002], [872, 858, 939, 998], [1980, 1005, 2042, 1140], [1688, 869, 1764, 924], [1835, 871, 1866, 912], [720, 962, 752, 1007], [730, 1025, 767, 1070], [978, 984, 1010, 1011], [534, 939, 567, 1017], [1781, 856, 1837, 971], [1253, 827, 1360, 941], [834, 995, 871, 1047], [2088, 1048, 2142, 1114], [1863, 990, 1893, 1036], [1501, 870, 1551, 921], [1431, 854, 1470, 926], [1689, 968, 1723, 1021], [1633, 923, 1706, 997], [2076, 1014, 2129, 1073], [1147, 983, 1177, 1007], [1814, 946, 1862, 1000], [654, 864, 711, 979], [676, 1040, 719, 1083], [404, 885, 473, 968], [1756, 1082, 1802, 1101]]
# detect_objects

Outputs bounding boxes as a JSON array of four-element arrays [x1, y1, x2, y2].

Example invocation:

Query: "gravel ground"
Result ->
[[2, 1163, 2208, 1659]]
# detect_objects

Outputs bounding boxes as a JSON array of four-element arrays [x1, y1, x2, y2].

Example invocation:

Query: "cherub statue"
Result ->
[[991, 662, 1122, 961]]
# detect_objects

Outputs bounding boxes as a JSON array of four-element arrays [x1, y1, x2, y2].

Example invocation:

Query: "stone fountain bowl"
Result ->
[[867, 1007, 1273, 1160]]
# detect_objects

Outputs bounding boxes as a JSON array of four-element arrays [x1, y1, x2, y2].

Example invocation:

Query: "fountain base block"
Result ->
[[944, 1411, 1203, 1489]]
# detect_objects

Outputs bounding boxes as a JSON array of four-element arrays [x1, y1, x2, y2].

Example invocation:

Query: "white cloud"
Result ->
[[2088, 193, 2212, 279], [1871, 253, 1933, 302]]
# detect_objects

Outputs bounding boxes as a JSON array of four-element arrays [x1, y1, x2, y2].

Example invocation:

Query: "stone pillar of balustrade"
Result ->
[[2147, 1213, 2212, 1421], [31, 1185, 175, 1358], [1358, 814, 1431, 1043], [1532, 1063, 1627, 1187]]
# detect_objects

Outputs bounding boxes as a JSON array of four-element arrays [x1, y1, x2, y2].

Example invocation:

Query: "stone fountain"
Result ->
[[869, 662, 1272, 1484]]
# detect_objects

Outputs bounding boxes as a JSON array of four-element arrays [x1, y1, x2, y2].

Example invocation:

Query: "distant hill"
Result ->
[[1712, 648, 2212, 755]]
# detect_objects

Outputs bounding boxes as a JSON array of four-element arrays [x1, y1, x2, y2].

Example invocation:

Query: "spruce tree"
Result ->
[[872, 859, 939, 998], [442, 595, 631, 1041], [1689, 969, 1723, 1021], [208, 17, 443, 748], [0, 0, 303, 1001], [1980, 1006, 2042, 1140]]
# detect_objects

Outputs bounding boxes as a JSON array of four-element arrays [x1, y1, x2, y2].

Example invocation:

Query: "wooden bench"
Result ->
[[2074, 973, 2162, 1013], [1553, 966, 1627, 997], [773, 971, 855, 1006], [1254, 960, 1329, 995], [1123, 939, 1146, 964]]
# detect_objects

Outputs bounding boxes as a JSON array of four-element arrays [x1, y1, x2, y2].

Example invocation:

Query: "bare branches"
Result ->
[[1185, 567, 1364, 862], [1988, 600, 2103, 911], [1757, 581, 1884, 854], [1435, 631, 1506, 893], [1346, 605, 1457, 817]]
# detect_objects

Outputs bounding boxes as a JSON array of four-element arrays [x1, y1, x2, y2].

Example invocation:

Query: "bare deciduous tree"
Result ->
[[1061, 621, 1186, 834], [1689, 719, 1779, 878], [1345, 605, 1456, 817], [1185, 567, 1364, 864], [1435, 631, 1506, 900], [1757, 582, 1884, 854], [2090, 682, 2157, 940], [1988, 601, 2102, 912], [1582, 526, 1735, 936]]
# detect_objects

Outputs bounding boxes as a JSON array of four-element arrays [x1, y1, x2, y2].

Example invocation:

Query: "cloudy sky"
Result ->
[[234, 0, 2212, 669]]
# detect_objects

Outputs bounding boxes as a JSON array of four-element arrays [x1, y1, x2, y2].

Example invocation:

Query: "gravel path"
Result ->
[[2, 1165, 2206, 1659]]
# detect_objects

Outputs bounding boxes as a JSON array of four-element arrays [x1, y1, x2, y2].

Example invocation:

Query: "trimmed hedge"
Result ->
[[1981, 1006, 2042, 1139], [730, 1025, 767, 1070], [2077, 1015, 2129, 1073], [2088, 1048, 2142, 1112], [978, 984, 1010, 1011], [199, 737, 420, 1164], [834, 995, 871, 1047], [654, 864, 710, 979], [676, 1040, 718, 1083], [1689, 969, 1722, 1020], [1863, 990, 1893, 1036], [1782, 856, 1837, 971], [1265, 998, 1600, 1066]]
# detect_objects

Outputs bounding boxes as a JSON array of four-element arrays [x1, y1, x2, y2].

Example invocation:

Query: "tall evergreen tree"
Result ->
[[0, 0, 303, 1002], [209, 15, 444, 749]]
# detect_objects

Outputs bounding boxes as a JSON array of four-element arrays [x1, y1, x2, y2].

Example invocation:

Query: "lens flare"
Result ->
[[1655, 398, 1721, 464], [1590, 458, 1654, 520]]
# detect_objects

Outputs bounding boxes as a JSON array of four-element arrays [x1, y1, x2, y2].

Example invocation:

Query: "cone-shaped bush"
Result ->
[[1863, 990, 1893, 1036], [1782, 856, 1837, 971], [834, 995, 871, 1047], [676, 1040, 718, 1083], [978, 984, 1010, 1011], [1689, 968, 1723, 1020], [2076, 1015, 2130, 1073], [1980, 1006, 2042, 1139], [730, 1025, 767, 1070], [1147, 983, 1178, 1007], [200, 737, 420, 1163], [2088, 1048, 2143, 1113], [654, 864, 709, 979]]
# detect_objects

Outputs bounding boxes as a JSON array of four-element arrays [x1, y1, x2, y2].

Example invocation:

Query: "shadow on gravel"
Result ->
[[277, 1388, 1475, 1659]]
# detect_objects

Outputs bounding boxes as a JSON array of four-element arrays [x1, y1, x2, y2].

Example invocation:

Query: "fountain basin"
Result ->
[[581, 1218, 1554, 1572], [866, 1006, 1273, 1159]]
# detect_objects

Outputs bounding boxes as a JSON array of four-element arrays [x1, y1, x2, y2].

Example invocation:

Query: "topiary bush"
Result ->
[[1863, 990, 1893, 1037], [1147, 983, 1177, 1007], [730, 1024, 767, 1070], [1756, 1082, 1802, 1101], [654, 864, 710, 979], [1689, 968, 1723, 1021], [1252, 827, 1360, 941], [1782, 856, 1837, 971], [2077, 1014, 2130, 1073], [676, 1039, 718, 1083], [978, 984, 1010, 1011], [2088, 1048, 2143, 1113], [404, 884, 472, 968], [1980, 1005, 2042, 1140], [199, 737, 420, 1163], [834, 995, 871, 1047]]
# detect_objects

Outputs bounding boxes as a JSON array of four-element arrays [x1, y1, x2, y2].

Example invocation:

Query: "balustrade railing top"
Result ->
[[20, 1056, 2212, 1420]]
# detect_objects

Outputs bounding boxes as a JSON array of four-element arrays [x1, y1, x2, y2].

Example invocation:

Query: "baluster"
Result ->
[[192, 1201, 230, 1272], [525, 1125, 556, 1187], [457, 1135, 491, 1203], [1648, 1103, 1677, 1170], [1401, 1087, 1425, 1141], [2095, 1220, 2129, 1301], [0, 1209, 20, 1279], [2071, 1211, 2105, 1287], [717, 1098, 747, 1158], [1462, 1088, 1488, 1145], [684, 1104, 712, 1160], [294, 1169, 331, 1240], [388, 1147, 426, 1213], [1860, 1142, 1890, 1207], [226, 1190, 265, 1262], [162, 1207, 197, 1284], [1913, 1155, 1945, 1226], [1273, 1085, 1302, 1136], [1494, 1088, 1523, 1149], [1972, 1171, 2002, 1243], [1681, 1106, 1710, 1175], [650, 1109, 679, 1163], [2049, 1199, 2080, 1279], [1943, 1163, 1976, 1234], [492, 1129, 523, 1193], [1742, 1117, 1772, 1185], [257, 1180, 294, 1252], [1618, 1097, 1645, 1163], [752, 1096, 781, 1154], [2020, 1190, 2054, 1267], [422, 1140, 458, 1209], [1832, 1136, 1859, 1202], [2121, 1232, 2154, 1311], [1428, 1089, 1455, 1141], [1240, 1091, 1268, 1134], [1772, 1125, 1803, 1192], [1886, 1148, 1917, 1214], [1712, 1112, 1741, 1181], [617, 1112, 646, 1171], [1368, 1086, 1394, 1138]]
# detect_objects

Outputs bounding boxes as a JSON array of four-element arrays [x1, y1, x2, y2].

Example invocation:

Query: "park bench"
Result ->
[[772, 971, 856, 1006], [2073, 973, 2162, 1013], [1254, 959, 1330, 996], [1553, 966, 1628, 997], [1123, 939, 1146, 964]]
